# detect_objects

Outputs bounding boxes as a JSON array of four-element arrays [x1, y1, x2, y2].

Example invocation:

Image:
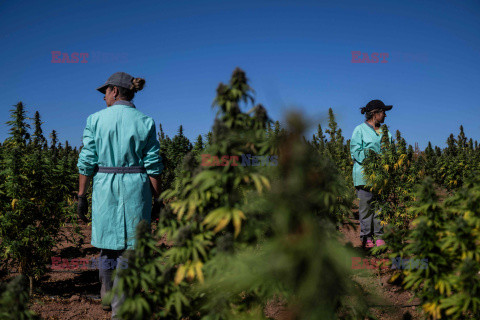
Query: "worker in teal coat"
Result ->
[[350, 100, 393, 249], [77, 72, 164, 318]]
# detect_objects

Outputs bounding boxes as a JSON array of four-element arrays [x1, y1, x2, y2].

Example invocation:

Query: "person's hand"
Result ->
[[77, 194, 91, 223], [151, 198, 164, 222]]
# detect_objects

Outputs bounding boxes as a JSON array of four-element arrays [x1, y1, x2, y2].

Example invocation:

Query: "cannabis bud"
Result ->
[[216, 83, 228, 96]]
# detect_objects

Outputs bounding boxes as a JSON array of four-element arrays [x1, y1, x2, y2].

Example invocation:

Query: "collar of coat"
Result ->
[[364, 121, 380, 134], [112, 100, 136, 108]]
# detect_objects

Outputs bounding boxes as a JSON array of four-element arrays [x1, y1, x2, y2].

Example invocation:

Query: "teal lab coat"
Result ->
[[350, 122, 392, 187], [77, 101, 163, 250]]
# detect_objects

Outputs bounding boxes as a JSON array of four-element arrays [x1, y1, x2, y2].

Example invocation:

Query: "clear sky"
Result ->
[[1, 0, 479, 150]]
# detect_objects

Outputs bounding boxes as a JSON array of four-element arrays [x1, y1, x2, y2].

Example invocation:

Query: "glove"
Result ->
[[77, 195, 91, 223], [151, 198, 164, 221]]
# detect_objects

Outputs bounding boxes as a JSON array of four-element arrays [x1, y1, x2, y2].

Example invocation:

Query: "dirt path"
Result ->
[[34, 227, 111, 320], [339, 205, 422, 320], [2, 224, 112, 320]]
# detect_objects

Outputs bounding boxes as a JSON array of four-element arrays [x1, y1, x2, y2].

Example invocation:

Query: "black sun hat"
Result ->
[[364, 99, 393, 112], [96, 72, 134, 94]]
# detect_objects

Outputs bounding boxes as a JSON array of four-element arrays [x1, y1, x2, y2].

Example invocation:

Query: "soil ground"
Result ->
[[1, 206, 424, 320], [338, 204, 422, 320]]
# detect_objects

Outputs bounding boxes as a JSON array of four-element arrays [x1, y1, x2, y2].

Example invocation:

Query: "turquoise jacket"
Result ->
[[77, 100, 164, 250], [350, 122, 392, 187]]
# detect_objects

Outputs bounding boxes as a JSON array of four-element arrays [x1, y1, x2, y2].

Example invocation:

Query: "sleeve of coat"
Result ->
[[350, 127, 366, 164], [77, 115, 98, 176], [143, 120, 164, 177]]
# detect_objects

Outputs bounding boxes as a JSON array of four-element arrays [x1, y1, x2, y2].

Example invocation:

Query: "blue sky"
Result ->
[[0, 0, 479, 150]]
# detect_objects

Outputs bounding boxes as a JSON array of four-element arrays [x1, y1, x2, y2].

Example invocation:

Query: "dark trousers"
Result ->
[[356, 186, 383, 241], [99, 249, 127, 319]]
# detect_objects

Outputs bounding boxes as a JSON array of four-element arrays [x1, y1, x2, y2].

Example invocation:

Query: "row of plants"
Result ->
[[1, 68, 480, 318], [111, 68, 371, 319], [363, 125, 480, 319], [111, 69, 480, 319]]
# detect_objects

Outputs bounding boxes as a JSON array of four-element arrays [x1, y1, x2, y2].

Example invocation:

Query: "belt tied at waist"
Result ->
[[95, 166, 146, 173]]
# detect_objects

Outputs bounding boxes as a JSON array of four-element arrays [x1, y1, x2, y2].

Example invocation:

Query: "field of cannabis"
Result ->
[[1, 69, 480, 320]]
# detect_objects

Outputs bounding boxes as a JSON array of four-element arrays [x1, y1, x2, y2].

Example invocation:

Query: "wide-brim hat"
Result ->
[[96, 72, 134, 94], [365, 99, 393, 112]]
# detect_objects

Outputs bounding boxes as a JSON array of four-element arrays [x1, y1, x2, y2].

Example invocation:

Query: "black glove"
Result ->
[[152, 198, 164, 221], [77, 195, 91, 223]]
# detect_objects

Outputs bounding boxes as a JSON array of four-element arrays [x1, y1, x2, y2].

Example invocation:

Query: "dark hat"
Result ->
[[96, 72, 134, 94], [364, 100, 393, 112]]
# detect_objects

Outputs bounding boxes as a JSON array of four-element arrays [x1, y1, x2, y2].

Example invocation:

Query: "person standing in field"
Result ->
[[76, 72, 164, 318], [350, 99, 393, 249]]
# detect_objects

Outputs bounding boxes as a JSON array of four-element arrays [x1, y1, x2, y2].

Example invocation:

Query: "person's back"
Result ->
[[79, 99, 162, 251], [87, 104, 157, 168], [76, 72, 163, 318]]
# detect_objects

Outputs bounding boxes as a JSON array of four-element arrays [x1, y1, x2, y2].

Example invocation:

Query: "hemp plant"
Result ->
[[0, 275, 39, 319], [437, 126, 479, 191], [362, 125, 418, 245], [113, 68, 274, 319], [0, 103, 72, 295], [196, 111, 371, 319], [312, 109, 355, 225], [388, 177, 480, 319]]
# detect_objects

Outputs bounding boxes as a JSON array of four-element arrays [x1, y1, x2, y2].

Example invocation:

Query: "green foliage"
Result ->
[[114, 68, 274, 319], [423, 141, 436, 179], [197, 112, 370, 319], [31, 111, 46, 149], [435, 126, 479, 191], [388, 177, 480, 319], [113, 69, 368, 319], [312, 123, 326, 153], [102, 220, 165, 320], [192, 134, 204, 156], [6, 102, 30, 145], [157, 124, 193, 194], [0, 276, 39, 319], [0, 103, 80, 293], [4, 72, 480, 320], [362, 125, 418, 236], [320, 108, 352, 177], [311, 108, 354, 225]]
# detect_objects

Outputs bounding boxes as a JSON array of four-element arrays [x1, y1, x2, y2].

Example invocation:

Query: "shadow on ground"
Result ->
[[37, 270, 100, 297]]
